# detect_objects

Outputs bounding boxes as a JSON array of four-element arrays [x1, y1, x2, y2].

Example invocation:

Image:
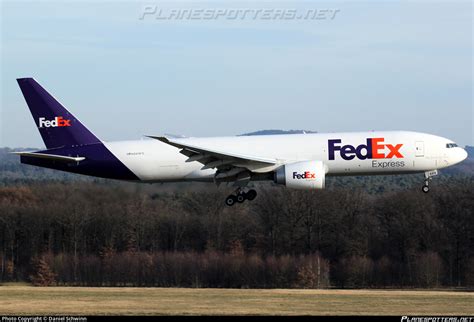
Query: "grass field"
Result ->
[[0, 285, 473, 315]]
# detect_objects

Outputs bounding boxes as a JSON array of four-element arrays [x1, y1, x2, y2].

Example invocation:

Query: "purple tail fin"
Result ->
[[17, 78, 101, 149]]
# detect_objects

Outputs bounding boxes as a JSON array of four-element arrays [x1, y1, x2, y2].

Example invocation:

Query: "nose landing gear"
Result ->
[[225, 188, 257, 206], [422, 170, 438, 193], [422, 184, 430, 193]]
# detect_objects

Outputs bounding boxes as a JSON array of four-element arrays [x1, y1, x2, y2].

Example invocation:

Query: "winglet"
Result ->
[[146, 135, 169, 143], [146, 135, 186, 150]]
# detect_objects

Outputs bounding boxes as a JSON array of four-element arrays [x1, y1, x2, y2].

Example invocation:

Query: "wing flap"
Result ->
[[148, 136, 277, 166], [147, 135, 280, 174]]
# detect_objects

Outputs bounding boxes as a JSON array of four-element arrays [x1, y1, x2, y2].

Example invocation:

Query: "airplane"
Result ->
[[13, 78, 468, 206]]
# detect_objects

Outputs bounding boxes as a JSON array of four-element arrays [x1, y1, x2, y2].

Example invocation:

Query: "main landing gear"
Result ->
[[422, 170, 438, 193], [225, 188, 257, 206]]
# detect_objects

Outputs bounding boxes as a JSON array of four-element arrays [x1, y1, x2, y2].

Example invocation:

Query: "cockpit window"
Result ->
[[446, 143, 458, 148]]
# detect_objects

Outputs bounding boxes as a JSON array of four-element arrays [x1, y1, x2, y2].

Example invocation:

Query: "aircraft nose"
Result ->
[[459, 147, 468, 162]]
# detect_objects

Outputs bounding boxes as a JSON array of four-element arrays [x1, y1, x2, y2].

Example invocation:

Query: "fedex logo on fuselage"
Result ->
[[293, 171, 316, 180], [38, 117, 71, 128], [328, 138, 403, 161]]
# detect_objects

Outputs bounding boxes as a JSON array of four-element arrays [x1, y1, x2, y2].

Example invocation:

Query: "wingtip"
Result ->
[[145, 135, 170, 143]]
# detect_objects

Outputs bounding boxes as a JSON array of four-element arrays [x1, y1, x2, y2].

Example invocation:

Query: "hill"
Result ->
[[466, 145, 474, 160]]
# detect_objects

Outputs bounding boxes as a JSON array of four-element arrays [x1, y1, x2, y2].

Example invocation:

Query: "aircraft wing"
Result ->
[[12, 151, 85, 163], [147, 136, 279, 183]]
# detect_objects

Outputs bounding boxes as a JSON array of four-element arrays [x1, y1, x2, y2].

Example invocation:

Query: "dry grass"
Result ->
[[0, 285, 473, 315]]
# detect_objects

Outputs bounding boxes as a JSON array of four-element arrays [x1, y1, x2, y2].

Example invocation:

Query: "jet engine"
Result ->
[[274, 160, 326, 189]]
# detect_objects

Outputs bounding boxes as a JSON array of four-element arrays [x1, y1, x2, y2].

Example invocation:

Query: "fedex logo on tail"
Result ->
[[38, 117, 71, 128], [328, 138, 403, 160]]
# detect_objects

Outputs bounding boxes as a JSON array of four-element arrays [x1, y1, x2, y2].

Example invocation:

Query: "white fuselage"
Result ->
[[102, 131, 468, 183]]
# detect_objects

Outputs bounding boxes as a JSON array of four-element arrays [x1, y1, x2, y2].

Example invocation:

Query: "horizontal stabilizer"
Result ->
[[12, 151, 85, 163]]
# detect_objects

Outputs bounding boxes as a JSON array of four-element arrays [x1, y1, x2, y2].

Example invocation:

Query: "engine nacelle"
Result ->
[[274, 160, 326, 189]]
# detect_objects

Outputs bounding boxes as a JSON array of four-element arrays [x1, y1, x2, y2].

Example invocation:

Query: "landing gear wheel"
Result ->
[[225, 188, 258, 206], [246, 189, 257, 201], [421, 170, 437, 194], [236, 193, 246, 203], [225, 195, 237, 206]]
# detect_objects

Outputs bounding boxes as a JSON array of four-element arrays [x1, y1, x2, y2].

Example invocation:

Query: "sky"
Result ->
[[1, 0, 472, 148]]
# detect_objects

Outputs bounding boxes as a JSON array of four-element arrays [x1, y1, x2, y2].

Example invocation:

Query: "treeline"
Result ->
[[0, 179, 473, 288], [28, 252, 331, 288]]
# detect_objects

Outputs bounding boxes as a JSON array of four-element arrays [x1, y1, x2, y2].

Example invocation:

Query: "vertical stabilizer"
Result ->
[[17, 78, 101, 149]]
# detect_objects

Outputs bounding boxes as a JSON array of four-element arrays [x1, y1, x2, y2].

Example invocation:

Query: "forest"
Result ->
[[0, 147, 473, 288]]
